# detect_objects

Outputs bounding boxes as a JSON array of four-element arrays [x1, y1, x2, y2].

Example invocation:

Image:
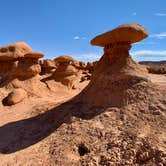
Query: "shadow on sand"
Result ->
[[0, 93, 104, 154]]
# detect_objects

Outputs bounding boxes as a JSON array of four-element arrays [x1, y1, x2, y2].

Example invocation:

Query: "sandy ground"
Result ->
[[0, 74, 165, 166]]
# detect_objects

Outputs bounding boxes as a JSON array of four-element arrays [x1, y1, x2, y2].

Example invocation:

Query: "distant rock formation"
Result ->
[[139, 61, 166, 74], [0, 42, 32, 61], [53, 56, 78, 88], [40, 59, 57, 74], [0, 42, 45, 106], [0, 42, 43, 81], [139, 60, 166, 65]]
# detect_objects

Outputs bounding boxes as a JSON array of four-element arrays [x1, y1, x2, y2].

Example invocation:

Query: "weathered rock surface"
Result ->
[[79, 23, 150, 107], [53, 55, 79, 88], [0, 42, 43, 81], [40, 59, 56, 74], [91, 23, 148, 47], [6, 88, 27, 105], [0, 42, 32, 61], [0, 24, 165, 166]]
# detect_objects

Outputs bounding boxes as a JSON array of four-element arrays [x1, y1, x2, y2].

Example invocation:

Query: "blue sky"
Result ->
[[0, 0, 166, 62]]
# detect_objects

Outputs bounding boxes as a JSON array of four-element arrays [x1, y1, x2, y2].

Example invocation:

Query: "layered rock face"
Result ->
[[79, 23, 160, 107]]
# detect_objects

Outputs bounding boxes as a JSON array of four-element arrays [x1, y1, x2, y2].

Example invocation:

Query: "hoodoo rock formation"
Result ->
[[16, 52, 43, 78], [0, 42, 43, 80], [53, 55, 78, 88], [0, 42, 46, 107], [79, 23, 163, 107], [0, 42, 33, 80], [0, 24, 166, 165], [0, 42, 33, 61]]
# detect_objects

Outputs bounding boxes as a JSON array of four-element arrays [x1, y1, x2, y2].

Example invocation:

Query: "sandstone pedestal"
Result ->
[[79, 23, 152, 107]]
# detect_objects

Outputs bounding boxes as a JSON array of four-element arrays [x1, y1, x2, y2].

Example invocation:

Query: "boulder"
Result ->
[[6, 88, 27, 105]]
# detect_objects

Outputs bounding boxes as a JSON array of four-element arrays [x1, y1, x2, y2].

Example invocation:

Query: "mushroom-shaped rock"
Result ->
[[6, 88, 27, 105], [24, 52, 44, 59], [52, 55, 78, 88], [16, 58, 41, 78], [54, 55, 74, 64], [91, 23, 148, 47], [0, 42, 43, 81], [55, 65, 78, 77], [78, 23, 150, 107], [0, 42, 33, 61]]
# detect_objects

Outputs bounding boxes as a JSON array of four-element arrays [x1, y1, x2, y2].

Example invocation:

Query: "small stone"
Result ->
[[152, 110, 161, 115], [138, 152, 150, 161]]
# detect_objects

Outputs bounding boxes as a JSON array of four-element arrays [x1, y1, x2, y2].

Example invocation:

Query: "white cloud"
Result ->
[[73, 36, 87, 40], [131, 50, 166, 61], [69, 50, 166, 62], [150, 32, 166, 39], [132, 50, 166, 56], [132, 12, 137, 16], [72, 53, 101, 62], [134, 41, 155, 45], [73, 36, 80, 40], [155, 13, 166, 16]]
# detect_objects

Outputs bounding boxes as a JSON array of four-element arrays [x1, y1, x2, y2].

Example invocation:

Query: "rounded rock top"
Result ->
[[91, 23, 148, 47], [24, 52, 44, 59], [0, 41, 33, 61], [54, 55, 74, 63], [42, 59, 56, 68]]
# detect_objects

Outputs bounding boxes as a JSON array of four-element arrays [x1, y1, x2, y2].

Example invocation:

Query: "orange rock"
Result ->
[[53, 56, 78, 88], [42, 59, 56, 68], [6, 88, 27, 105], [91, 23, 148, 47], [79, 23, 149, 107], [0, 42, 43, 80], [0, 42, 32, 61], [54, 55, 74, 64], [24, 52, 44, 59]]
